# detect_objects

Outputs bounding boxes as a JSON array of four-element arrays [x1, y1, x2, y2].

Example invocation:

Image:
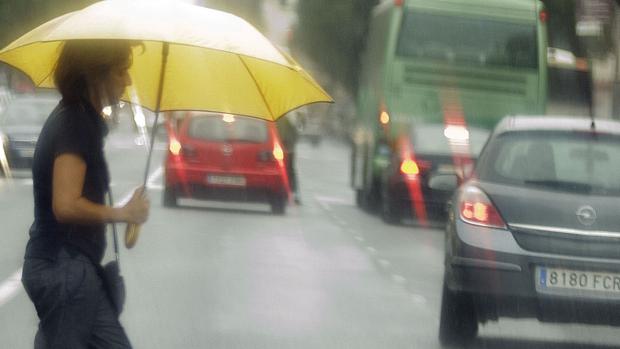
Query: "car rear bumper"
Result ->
[[388, 179, 452, 218], [165, 163, 287, 201], [446, 219, 620, 324]]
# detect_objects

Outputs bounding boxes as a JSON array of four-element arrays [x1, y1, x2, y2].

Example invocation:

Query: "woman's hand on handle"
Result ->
[[122, 186, 150, 224]]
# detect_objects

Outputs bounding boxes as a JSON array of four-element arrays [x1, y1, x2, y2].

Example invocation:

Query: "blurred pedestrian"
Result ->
[[276, 114, 301, 204], [21, 40, 149, 349]]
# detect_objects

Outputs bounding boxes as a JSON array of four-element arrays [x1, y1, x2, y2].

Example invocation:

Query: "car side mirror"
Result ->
[[428, 173, 459, 191]]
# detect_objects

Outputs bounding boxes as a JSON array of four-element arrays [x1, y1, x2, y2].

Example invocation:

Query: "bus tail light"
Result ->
[[539, 10, 548, 23], [400, 159, 419, 175]]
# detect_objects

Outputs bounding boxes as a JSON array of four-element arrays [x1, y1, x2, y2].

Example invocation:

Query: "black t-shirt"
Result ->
[[25, 99, 110, 264]]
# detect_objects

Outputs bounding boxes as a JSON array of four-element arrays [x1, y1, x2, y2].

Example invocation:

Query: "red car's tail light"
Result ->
[[273, 142, 284, 162], [169, 139, 182, 156], [459, 186, 506, 229]]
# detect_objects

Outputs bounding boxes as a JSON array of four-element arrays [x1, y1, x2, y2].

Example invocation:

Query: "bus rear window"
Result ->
[[397, 11, 538, 69]]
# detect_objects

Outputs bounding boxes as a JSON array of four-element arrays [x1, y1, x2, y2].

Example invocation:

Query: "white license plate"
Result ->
[[207, 175, 246, 186], [536, 267, 620, 297]]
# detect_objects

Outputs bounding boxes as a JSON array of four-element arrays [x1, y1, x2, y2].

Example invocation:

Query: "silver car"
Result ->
[[437, 116, 620, 345], [0, 94, 60, 174]]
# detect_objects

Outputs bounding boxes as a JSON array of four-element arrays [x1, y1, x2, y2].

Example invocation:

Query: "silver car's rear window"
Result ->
[[0, 99, 57, 126], [478, 130, 620, 196]]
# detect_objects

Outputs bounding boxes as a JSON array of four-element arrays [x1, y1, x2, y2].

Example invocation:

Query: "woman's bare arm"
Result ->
[[52, 154, 149, 225]]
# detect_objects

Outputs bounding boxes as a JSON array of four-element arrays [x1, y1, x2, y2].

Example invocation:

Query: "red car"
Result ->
[[163, 112, 290, 214]]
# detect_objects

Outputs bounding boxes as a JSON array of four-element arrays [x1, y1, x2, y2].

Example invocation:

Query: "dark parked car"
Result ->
[[438, 116, 620, 345], [0, 95, 59, 175], [379, 123, 489, 224]]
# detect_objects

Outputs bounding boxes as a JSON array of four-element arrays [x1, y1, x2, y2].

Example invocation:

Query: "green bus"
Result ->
[[351, 0, 547, 208]]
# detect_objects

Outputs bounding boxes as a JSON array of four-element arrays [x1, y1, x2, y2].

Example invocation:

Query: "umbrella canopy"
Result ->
[[0, 0, 332, 121]]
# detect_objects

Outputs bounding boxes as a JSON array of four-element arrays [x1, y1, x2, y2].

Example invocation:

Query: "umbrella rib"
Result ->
[[237, 55, 274, 120]]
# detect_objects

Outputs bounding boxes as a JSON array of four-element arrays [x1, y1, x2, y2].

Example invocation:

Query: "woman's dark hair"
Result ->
[[54, 40, 136, 103]]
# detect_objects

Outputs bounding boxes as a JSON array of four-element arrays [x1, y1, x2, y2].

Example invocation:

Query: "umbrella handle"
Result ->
[[125, 223, 141, 249], [126, 43, 168, 250]]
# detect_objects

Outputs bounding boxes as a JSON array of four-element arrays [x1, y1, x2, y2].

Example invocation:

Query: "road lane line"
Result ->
[[411, 293, 427, 304], [366, 246, 377, 255], [0, 166, 162, 309], [378, 259, 391, 268], [116, 166, 162, 207], [0, 268, 22, 307], [391, 274, 407, 284], [314, 195, 353, 206], [146, 166, 163, 188], [354, 236, 365, 242], [316, 200, 331, 211]]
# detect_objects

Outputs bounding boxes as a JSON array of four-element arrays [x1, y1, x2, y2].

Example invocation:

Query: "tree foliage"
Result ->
[[0, 0, 97, 47], [205, 0, 265, 31], [292, 0, 378, 94], [0, 0, 265, 47]]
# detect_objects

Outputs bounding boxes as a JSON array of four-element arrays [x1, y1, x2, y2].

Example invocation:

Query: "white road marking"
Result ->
[[116, 166, 162, 207], [366, 246, 377, 255], [354, 236, 365, 242], [0, 166, 162, 309], [411, 293, 427, 304], [316, 200, 331, 211], [0, 268, 22, 307], [314, 195, 353, 206], [147, 184, 163, 190], [0, 178, 33, 186], [378, 259, 391, 268], [391, 274, 407, 284], [146, 166, 163, 188]]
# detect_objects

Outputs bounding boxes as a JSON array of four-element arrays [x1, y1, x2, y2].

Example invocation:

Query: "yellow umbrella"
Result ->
[[0, 0, 332, 248], [0, 0, 331, 119]]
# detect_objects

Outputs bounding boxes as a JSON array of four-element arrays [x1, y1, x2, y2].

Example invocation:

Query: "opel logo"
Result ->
[[221, 144, 233, 156], [576, 205, 597, 226]]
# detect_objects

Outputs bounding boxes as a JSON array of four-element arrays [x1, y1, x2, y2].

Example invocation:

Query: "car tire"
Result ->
[[359, 180, 381, 213], [310, 136, 321, 147], [381, 187, 400, 225], [355, 189, 365, 208], [163, 185, 177, 208], [270, 195, 287, 215], [439, 280, 478, 346]]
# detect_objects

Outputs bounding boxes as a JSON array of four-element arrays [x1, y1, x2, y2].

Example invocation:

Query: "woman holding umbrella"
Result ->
[[21, 40, 149, 348], [0, 2, 331, 346]]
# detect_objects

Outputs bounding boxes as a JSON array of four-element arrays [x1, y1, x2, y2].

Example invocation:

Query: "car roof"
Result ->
[[494, 116, 620, 136]]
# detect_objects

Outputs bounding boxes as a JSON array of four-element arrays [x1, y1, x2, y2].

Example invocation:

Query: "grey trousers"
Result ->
[[22, 249, 131, 349]]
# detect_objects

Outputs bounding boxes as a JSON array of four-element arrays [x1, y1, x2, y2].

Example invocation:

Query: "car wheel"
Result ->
[[439, 280, 478, 346], [163, 185, 177, 208], [355, 189, 365, 208], [361, 180, 381, 213], [270, 195, 286, 215], [381, 187, 400, 225], [310, 136, 320, 147]]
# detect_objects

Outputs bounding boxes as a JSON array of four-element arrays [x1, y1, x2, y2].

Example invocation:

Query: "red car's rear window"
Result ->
[[187, 114, 268, 143]]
